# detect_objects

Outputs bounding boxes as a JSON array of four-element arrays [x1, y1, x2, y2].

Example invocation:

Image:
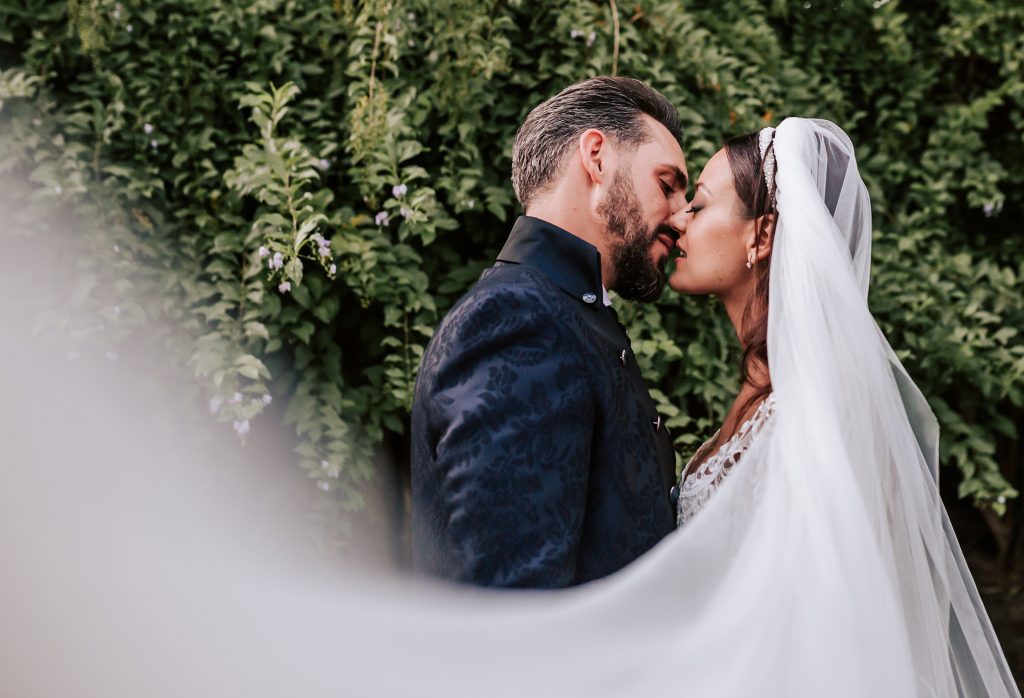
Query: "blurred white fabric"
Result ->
[[0, 119, 1017, 697]]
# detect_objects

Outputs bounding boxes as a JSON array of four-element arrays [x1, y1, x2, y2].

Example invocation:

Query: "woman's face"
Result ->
[[667, 148, 755, 297]]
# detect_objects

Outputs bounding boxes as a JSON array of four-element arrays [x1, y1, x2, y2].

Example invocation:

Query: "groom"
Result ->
[[411, 77, 688, 588]]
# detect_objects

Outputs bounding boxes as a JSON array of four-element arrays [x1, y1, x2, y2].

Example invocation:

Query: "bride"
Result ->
[[3, 118, 1016, 697]]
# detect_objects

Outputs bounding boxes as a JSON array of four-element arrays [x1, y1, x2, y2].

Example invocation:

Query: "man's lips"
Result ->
[[654, 227, 679, 255]]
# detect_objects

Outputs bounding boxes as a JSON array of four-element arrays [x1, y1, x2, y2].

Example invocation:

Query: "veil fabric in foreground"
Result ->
[[2, 120, 1017, 698]]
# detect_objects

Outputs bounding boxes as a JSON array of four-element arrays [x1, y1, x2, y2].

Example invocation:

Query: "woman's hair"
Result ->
[[724, 131, 777, 416]]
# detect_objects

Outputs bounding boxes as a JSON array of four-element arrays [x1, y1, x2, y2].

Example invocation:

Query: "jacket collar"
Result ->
[[496, 216, 606, 308]]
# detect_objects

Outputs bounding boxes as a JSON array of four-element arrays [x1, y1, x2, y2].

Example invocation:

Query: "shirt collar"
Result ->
[[496, 216, 606, 309]]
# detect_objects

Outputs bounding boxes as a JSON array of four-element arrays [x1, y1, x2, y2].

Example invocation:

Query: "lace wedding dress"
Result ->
[[677, 395, 776, 527]]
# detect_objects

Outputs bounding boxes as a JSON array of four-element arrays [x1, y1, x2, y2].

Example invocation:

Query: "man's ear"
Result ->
[[578, 128, 612, 186], [751, 213, 776, 263]]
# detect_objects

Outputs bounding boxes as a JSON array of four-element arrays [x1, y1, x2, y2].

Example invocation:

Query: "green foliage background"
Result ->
[[2, 0, 1022, 554]]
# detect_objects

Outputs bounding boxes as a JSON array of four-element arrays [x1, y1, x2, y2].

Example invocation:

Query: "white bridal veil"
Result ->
[[1, 119, 1017, 697]]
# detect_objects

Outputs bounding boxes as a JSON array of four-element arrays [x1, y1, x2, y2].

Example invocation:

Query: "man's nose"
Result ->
[[668, 206, 688, 235]]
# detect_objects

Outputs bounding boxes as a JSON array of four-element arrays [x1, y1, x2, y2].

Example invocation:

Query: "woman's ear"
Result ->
[[751, 213, 776, 263], [578, 128, 612, 186]]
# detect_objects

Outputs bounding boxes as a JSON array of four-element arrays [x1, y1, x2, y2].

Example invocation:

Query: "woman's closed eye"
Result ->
[[685, 204, 704, 215]]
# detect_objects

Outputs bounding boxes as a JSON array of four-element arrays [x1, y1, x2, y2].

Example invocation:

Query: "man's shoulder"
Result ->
[[446, 262, 573, 320]]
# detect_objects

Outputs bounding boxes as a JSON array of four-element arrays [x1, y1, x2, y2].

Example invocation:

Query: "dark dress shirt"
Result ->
[[410, 215, 676, 588]]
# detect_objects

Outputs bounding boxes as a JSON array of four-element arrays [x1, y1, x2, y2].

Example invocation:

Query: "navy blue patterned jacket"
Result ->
[[411, 216, 677, 588]]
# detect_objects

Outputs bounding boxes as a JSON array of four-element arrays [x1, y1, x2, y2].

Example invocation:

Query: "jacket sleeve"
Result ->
[[423, 279, 595, 587]]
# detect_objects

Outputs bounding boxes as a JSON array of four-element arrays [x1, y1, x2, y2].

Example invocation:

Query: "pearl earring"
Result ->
[[746, 257, 754, 269]]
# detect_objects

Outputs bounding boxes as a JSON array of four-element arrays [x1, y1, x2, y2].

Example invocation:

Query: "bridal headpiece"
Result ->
[[757, 126, 776, 193]]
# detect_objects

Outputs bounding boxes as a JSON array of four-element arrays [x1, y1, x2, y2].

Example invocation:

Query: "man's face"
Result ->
[[599, 116, 688, 302]]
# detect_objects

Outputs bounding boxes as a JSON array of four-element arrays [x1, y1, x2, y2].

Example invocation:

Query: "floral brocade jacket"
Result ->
[[411, 216, 677, 588]]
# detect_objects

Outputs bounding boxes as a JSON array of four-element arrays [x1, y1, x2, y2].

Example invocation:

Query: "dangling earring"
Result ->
[[746, 254, 754, 270]]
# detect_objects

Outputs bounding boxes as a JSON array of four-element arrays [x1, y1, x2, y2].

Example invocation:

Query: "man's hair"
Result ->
[[511, 76, 683, 210]]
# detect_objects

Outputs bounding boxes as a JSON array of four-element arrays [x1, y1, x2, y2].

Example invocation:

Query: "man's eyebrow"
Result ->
[[661, 165, 688, 190]]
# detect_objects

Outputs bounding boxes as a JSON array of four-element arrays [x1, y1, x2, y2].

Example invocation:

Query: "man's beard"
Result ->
[[598, 170, 668, 303]]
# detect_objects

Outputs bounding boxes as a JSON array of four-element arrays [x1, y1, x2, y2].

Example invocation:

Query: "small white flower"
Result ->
[[408, 11, 416, 20], [392, 183, 408, 198], [271, 251, 284, 269], [317, 158, 330, 171], [229, 392, 242, 405], [375, 210, 390, 226], [113, 8, 121, 19], [318, 481, 330, 492], [262, 394, 272, 405], [126, 23, 133, 32], [407, 39, 415, 48], [278, 281, 292, 293], [105, 350, 119, 362], [310, 232, 323, 244], [208, 398, 222, 414], [54, 185, 62, 194], [258, 245, 269, 258], [570, 28, 583, 39], [143, 122, 153, 134], [466, 199, 475, 209], [150, 139, 158, 149], [113, 244, 120, 253], [320, 459, 330, 469], [319, 244, 331, 258], [328, 263, 337, 275], [400, 207, 413, 219], [586, 31, 596, 47], [233, 419, 250, 436], [998, 495, 1007, 505]]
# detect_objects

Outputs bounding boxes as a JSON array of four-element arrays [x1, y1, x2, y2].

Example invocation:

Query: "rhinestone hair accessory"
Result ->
[[758, 126, 777, 192]]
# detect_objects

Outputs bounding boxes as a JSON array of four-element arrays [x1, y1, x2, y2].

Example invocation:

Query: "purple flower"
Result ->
[[208, 398, 222, 414], [375, 210, 390, 226], [258, 245, 269, 258], [143, 122, 153, 134], [233, 419, 250, 436], [126, 23, 133, 32], [317, 158, 330, 172], [320, 459, 330, 470], [392, 183, 408, 198], [262, 394, 272, 405], [229, 392, 242, 405], [278, 281, 292, 293], [570, 28, 583, 39], [271, 251, 284, 269], [318, 244, 331, 258], [318, 481, 330, 492], [150, 139, 158, 149], [328, 263, 337, 275]]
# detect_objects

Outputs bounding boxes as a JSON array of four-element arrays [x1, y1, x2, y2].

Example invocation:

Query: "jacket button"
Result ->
[[669, 485, 680, 504], [582, 292, 597, 304], [652, 415, 662, 432]]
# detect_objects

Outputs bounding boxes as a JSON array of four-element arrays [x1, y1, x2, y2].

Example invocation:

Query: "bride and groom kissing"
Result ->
[[406, 76, 1017, 694]]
